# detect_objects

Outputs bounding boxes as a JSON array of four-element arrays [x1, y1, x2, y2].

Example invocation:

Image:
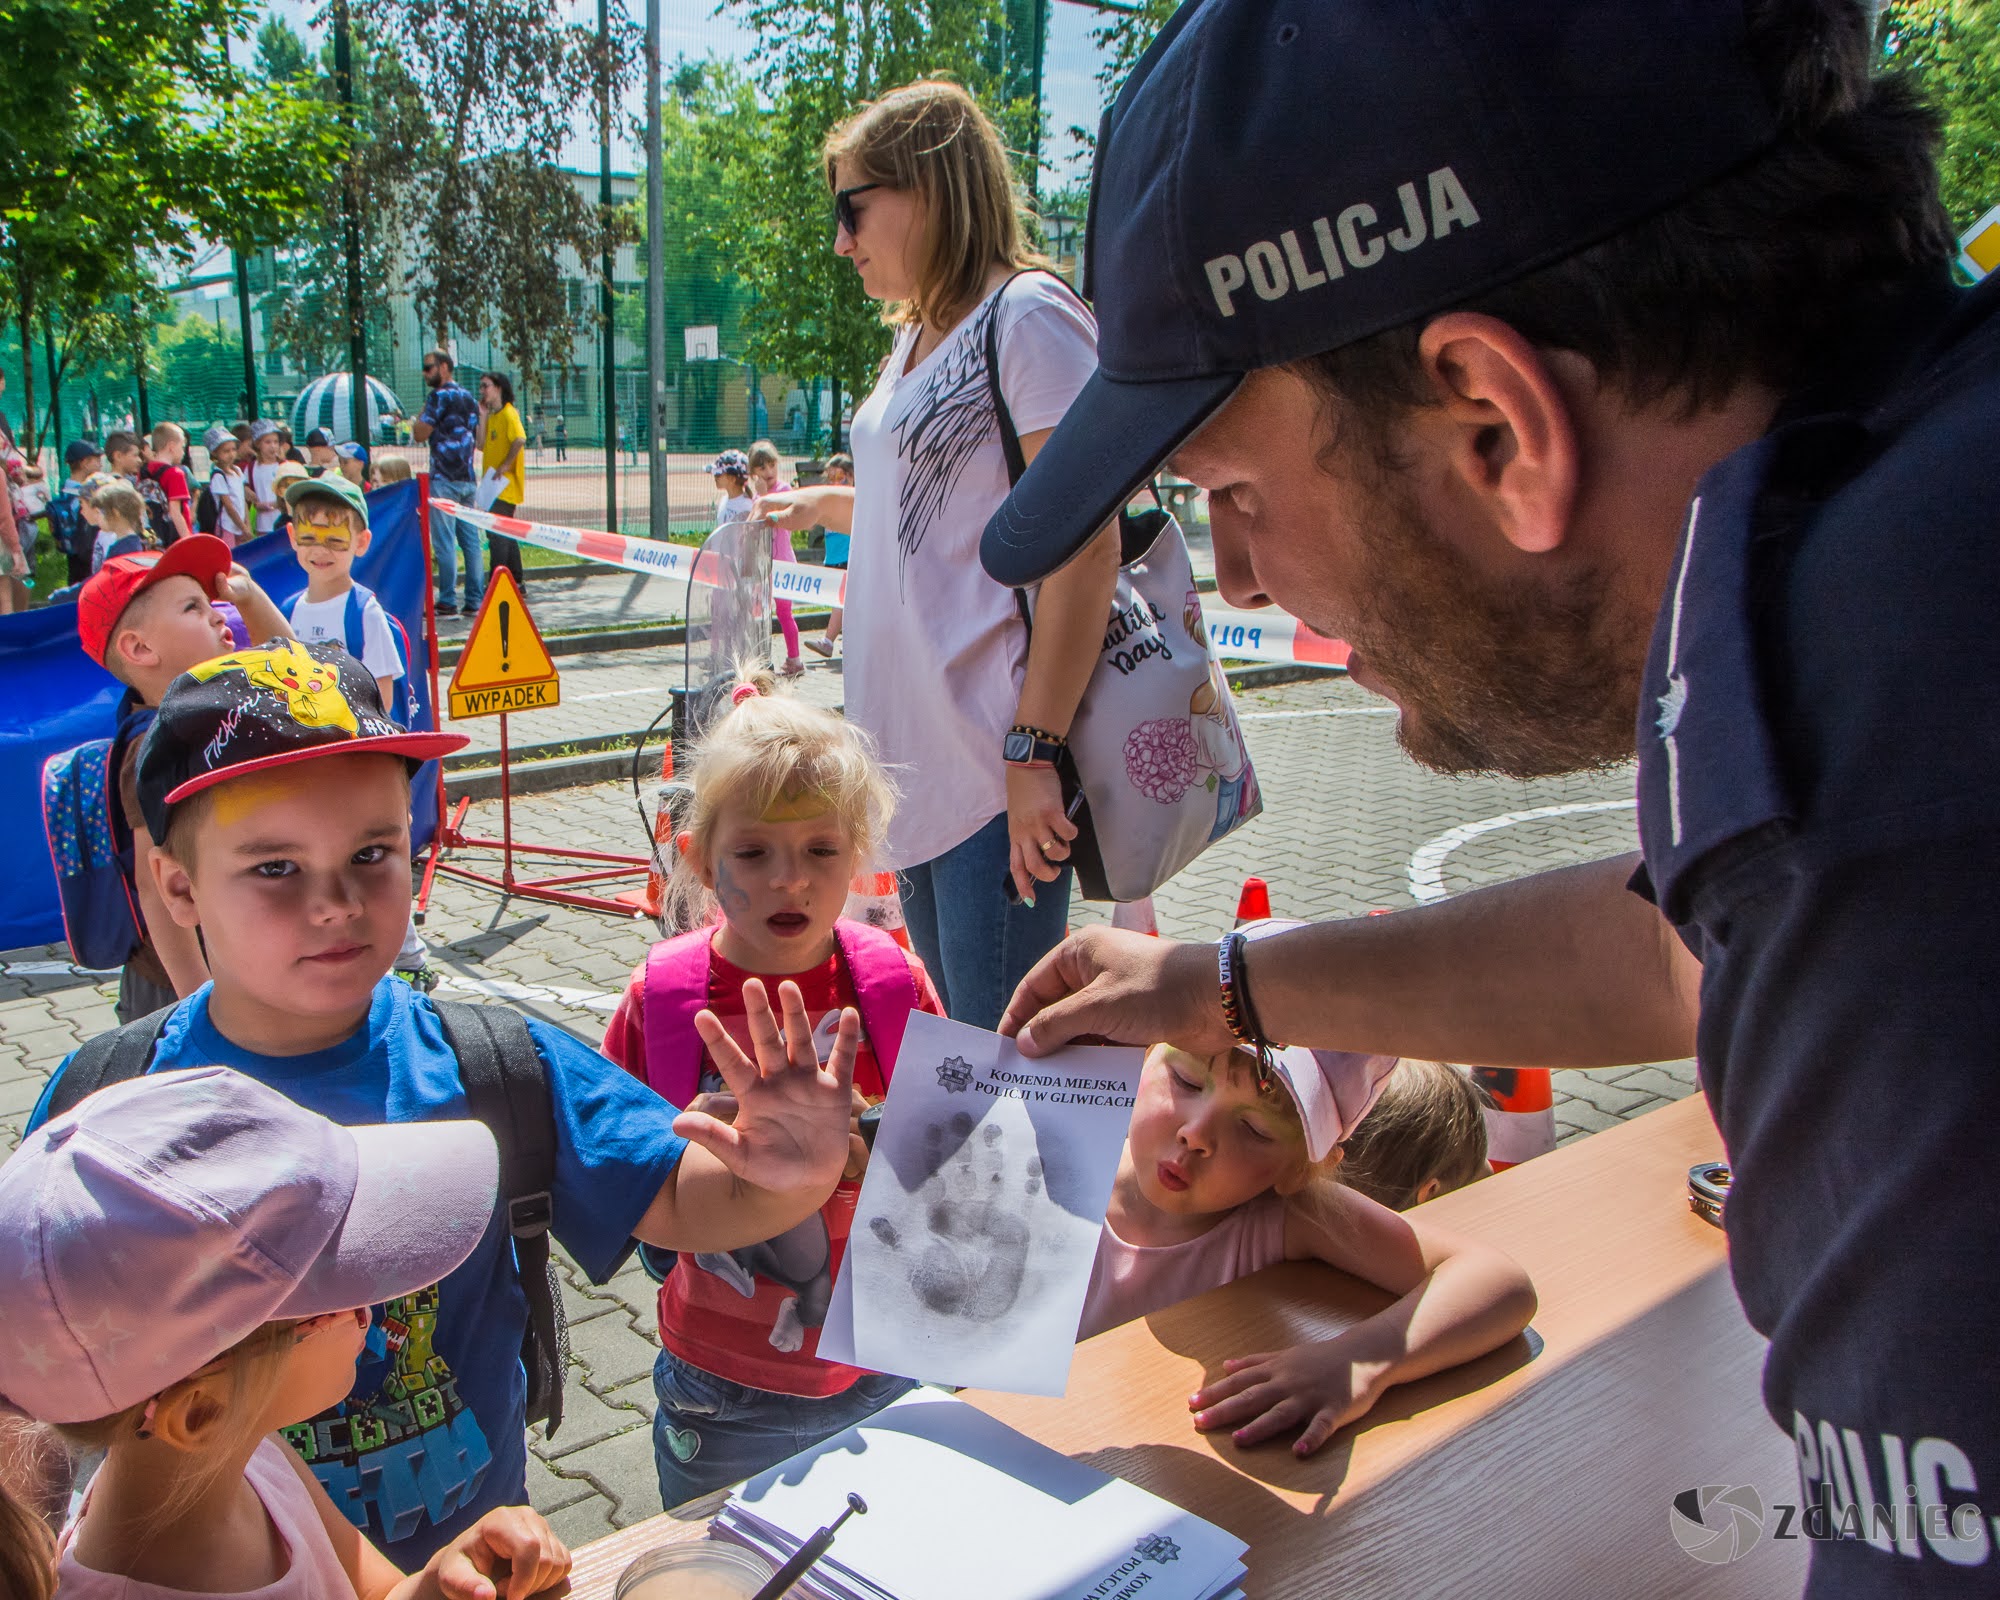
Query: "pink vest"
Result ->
[[57, 1437, 353, 1598]]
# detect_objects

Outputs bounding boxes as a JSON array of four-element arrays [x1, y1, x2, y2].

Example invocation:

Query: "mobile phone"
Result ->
[[1688, 1161, 1731, 1228]]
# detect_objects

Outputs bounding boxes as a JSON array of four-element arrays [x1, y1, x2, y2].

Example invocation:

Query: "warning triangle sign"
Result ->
[[448, 568, 560, 719]]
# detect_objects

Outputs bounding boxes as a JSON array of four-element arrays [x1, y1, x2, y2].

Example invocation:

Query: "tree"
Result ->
[[0, 0, 340, 451], [1883, 0, 2000, 235], [151, 314, 248, 426], [256, 17, 435, 375], [382, 0, 639, 392], [703, 0, 1045, 434]]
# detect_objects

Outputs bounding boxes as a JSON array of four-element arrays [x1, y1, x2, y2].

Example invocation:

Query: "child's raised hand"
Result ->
[[681, 978, 858, 1199], [418, 1505, 570, 1599], [1188, 1338, 1396, 1458]]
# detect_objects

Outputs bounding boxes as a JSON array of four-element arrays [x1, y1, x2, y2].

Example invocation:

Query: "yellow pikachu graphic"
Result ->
[[189, 641, 361, 735]]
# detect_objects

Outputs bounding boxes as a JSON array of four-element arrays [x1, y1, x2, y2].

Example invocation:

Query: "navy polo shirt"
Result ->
[[1633, 269, 2000, 1596]]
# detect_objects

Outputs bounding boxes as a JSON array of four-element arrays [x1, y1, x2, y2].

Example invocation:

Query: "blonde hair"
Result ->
[[372, 454, 413, 484], [824, 79, 1047, 330], [91, 481, 146, 532], [669, 670, 896, 928], [0, 1408, 58, 1600], [746, 440, 781, 474], [47, 1320, 300, 1549], [1336, 1060, 1492, 1211], [149, 422, 185, 451]]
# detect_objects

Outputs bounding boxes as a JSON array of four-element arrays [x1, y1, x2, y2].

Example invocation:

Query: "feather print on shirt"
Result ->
[[891, 294, 1007, 596]]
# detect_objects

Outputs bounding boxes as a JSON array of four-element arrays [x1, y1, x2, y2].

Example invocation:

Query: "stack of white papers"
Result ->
[[713, 1391, 1247, 1600]]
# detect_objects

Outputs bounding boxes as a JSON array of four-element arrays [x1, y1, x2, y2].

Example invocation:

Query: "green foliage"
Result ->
[[0, 0, 341, 450], [150, 314, 247, 428], [1883, 0, 2000, 234], [703, 0, 1045, 411]]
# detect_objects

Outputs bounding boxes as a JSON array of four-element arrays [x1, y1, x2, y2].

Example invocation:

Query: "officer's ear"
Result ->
[[1413, 312, 1579, 556]]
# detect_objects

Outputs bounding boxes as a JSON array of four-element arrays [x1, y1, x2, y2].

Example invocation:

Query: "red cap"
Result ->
[[1233, 876, 1271, 926], [77, 537, 235, 668]]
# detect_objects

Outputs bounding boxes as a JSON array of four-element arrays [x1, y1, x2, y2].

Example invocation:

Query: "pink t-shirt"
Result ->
[[1077, 1189, 1289, 1340], [57, 1437, 352, 1598]]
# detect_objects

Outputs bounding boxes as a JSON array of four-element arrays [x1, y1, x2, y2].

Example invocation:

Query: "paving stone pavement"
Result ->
[[0, 669, 1694, 1549]]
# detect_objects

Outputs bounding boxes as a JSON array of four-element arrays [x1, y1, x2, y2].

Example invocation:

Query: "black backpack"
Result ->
[[136, 462, 180, 545], [43, 998, 572, 1435], [194, 478, 220, 535]]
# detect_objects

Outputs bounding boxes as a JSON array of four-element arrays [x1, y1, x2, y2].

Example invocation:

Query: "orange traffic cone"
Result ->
[[618, 744, 679, 927], [1470, 1067, 1557, 1170], [1111, 896, 1158, 935], [844, 870, 911, 949], [1234, 876, 1271, 925]]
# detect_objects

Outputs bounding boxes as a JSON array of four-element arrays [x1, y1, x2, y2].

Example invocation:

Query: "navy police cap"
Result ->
[[981, 0, 1781, 588]]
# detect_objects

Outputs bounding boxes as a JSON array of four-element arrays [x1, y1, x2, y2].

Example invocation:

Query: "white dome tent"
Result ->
[[290, 373, 407, 445]]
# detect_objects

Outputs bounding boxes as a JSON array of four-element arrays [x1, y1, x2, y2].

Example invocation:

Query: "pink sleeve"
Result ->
[[602, 964, 649, 1082]]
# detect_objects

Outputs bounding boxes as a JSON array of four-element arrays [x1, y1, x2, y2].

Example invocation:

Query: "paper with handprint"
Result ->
[[818, 1011, 1142, 1395]]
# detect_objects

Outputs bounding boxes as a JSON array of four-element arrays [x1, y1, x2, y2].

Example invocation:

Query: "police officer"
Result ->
[[982, 4, 2000, 1596]]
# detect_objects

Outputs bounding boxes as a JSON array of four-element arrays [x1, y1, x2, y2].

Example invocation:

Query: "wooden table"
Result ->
[[568, 1095, 1806, 1597]]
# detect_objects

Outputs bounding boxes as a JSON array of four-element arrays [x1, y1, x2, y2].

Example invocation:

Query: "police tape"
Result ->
[[429, 499, 1345, 667]]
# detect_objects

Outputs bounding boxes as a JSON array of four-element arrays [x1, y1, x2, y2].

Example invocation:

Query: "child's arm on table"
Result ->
[[1189, 1189, 1535, 1458], [286, 1441, 570, 1600], [630, 977, 858, 1254]]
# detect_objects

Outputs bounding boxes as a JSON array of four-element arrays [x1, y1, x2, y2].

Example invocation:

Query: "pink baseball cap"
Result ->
[[0, 1067, 499, 1425], [1258, 1045, 1399, 1163]]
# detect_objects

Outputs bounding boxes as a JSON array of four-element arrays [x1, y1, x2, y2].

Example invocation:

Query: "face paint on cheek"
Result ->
[[712, 858, 753, 923]]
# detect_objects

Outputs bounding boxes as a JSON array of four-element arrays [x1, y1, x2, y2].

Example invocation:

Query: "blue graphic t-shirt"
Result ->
[[420, 382, 479, 480], [35, 979, 687, 1568]]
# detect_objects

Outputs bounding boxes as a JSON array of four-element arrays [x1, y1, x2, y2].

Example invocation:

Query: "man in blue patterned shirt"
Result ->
[[414, 349, 481, 616]]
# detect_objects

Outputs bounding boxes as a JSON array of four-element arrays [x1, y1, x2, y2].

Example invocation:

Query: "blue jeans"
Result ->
[[651, 1349, 914, 1509], [897, 811, 1073, 1029], [431, 477, 482, 609]]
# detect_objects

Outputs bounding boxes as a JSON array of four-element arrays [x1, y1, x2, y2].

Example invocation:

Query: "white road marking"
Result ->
[[1406, 799, 1638, 905], [1238, 707, 1396, 720]]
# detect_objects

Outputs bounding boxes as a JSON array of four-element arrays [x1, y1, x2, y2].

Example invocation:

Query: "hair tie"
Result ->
[[731, 682, 761, 706]]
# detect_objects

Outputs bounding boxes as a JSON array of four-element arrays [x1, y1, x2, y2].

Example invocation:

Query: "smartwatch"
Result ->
[[1003, 726, 1067, 767]]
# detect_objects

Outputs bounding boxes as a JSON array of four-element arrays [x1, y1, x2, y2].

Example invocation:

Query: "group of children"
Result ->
[[708, 443, 854, 673], [35, 424, 410, 598], [2, 481, 1533, 1591]]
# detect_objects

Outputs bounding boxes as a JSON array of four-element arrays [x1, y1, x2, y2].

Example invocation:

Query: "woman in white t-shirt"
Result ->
[[757, 80, 1119, 1029]]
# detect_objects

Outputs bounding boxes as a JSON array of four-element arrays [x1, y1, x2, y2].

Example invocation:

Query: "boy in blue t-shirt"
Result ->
[[31, 639, 860, 1567]]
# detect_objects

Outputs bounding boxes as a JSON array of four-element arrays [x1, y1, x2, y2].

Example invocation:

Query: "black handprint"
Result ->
[[868, 1114, 1041, 1322]]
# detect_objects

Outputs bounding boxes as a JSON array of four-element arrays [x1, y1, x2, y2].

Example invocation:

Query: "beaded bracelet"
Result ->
[[1217, 932, 1279, 1084]]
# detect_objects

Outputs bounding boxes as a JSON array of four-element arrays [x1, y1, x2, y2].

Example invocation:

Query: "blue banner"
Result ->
[[0, 479, 439, 953]]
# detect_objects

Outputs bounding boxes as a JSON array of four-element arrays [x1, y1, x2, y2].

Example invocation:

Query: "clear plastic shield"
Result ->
[[680, 517, 775, 736]]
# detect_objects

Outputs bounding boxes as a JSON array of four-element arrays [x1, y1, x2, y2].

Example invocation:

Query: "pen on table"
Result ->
[[749, 1491, 868, 1600], [1001, 789, 1086, 909]]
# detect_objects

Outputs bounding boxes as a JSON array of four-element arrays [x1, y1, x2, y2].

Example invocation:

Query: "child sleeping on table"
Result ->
[[1082, 1043, 1534, 1457]]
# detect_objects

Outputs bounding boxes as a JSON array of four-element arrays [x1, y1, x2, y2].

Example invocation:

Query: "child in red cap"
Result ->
[[72, 537, 292, 1019]]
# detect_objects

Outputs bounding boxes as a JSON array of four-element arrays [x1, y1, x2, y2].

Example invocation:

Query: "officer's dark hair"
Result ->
[[1302, 0, 1953, 436]]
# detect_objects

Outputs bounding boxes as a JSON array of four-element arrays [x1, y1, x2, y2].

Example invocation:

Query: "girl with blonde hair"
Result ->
[[603, 674, 947, 1505]]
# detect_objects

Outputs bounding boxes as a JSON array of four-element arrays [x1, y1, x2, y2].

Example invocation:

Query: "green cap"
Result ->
[[283, 472, 369, 529]]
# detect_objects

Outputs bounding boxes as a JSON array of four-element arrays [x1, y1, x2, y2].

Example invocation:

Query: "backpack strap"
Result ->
[[42, 1006, 178, 1123], [642, 927, 719, 1107], [341, 585, 369, 662], [830, 918, 920, 1083], [431, 998, 565, 1434]]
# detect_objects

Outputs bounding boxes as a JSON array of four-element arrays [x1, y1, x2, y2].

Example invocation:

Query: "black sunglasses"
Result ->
[[834, 183, 883, 237]]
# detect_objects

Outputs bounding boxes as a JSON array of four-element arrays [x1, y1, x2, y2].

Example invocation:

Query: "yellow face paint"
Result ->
[[759, 789, 834, 824], [208, 768, 313, 828]]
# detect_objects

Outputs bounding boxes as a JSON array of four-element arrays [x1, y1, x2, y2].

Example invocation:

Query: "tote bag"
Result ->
[[987, 273, 1262, 903]]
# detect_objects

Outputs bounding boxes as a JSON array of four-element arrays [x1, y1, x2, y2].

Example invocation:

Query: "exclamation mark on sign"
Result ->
[[498, 600, 511, 674]]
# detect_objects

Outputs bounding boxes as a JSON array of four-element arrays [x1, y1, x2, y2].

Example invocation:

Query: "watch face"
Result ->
[[1003, 732, 1034, 763]]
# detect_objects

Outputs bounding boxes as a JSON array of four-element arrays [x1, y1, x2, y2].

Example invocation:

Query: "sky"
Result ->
[[250, 0, 1118, 188]]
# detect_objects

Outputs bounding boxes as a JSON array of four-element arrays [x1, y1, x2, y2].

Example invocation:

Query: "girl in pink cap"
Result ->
[[0, 1067, 570, 1600], [1080, 1041, 1536, 1460]]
